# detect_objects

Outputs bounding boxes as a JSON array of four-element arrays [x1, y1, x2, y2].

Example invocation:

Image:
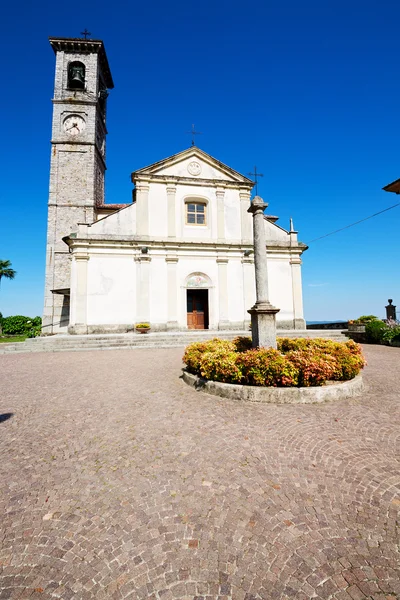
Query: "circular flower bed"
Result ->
[[183, 337, 366, 388]]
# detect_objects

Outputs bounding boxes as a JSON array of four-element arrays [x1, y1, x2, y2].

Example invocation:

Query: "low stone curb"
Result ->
[[182, 370, 364, 404]]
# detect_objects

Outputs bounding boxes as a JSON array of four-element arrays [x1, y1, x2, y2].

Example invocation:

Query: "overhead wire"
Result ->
[[307, 201, 400, 243]]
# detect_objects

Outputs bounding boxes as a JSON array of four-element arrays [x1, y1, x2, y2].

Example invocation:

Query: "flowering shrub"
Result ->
[[183, 339, 235, 375], [200, 349, 243, 383], [284, 348, 337, 387], [183, 337, 365, 387], [236, 348, 298, 387]]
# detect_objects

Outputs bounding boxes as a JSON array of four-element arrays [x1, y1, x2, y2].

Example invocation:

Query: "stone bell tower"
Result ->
[[42, 36, 114, 334]]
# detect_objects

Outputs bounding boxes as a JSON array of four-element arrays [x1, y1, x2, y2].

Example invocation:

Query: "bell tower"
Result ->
[[42, 37, 114, 333]]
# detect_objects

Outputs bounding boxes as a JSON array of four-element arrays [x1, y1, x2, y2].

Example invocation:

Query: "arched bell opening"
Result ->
[[68, 61, 85, 90]]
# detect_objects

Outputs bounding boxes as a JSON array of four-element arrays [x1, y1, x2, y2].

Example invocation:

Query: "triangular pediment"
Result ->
[[131, 147, 254, 186]]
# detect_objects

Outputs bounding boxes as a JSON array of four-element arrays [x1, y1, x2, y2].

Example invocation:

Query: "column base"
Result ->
[[68, 324, 88, 335], [248, 303, 280, 349], [166, 320, 179, 331]]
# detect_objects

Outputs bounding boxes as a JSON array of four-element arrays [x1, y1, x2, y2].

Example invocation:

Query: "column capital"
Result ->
[[165, 255, 179, 264], [166, 184, 177, 195], [239, 189, 251, 201], [136, 182, 150, 193], [248, 196, 268, 214], [74, 253, 90, 262], [134, 256, 151, 263], [216, 257, 229, 264], [215, 187, 225, 199]]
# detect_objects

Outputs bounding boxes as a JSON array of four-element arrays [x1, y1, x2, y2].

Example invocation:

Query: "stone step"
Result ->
[[0, 330, 348, 354]]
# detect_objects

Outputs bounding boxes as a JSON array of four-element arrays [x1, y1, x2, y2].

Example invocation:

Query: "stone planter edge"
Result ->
[[182, 369, 364, 404]]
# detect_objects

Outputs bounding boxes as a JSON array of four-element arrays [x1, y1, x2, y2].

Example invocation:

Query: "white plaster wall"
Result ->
[[264, 219, 289, 241], [89, 205, 137, 235], [227, 260, 245, 321], [224, 189, 241, 240], [149, 257, 168, 324], [267, 258, 294, 322], [86, 255, 136, 324], [148, 183, 168, 238]]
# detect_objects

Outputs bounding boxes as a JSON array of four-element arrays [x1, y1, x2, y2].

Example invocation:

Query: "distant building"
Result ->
[[43, 37, 308, 335]]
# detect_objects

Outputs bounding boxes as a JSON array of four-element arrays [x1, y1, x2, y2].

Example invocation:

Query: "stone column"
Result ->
[[71, 252, 89, 334], [136, 182, 150, 236], [135, 254, 151, 323], [217, 256, 229, 329], [166, 184, 176, 238], [216, 187, 225, 240], [166, 255, 179, 330], [247, 196, 280, 348], [239, 189, 252, 242]]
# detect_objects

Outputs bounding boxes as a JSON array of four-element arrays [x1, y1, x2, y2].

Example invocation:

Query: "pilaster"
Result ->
[[240, 189, 252, 242], [136, 182, 150, 236], [135, 254, 152, 323], [70, 252, 89, 334], [216, 187, 225, 240], [217, 256, 229, 328], [166, 184, 177, 238], [165, 255, 179, 330], [290, 256, 306, 329]]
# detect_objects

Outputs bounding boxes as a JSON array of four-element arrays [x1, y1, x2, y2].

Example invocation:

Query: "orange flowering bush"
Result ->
[[183, 337, 365, 387], [200, 349, 243, 383], [183, 339, 235, 375], [236, 348, 299, 387]]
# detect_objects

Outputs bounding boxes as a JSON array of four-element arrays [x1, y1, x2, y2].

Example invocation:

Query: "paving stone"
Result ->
[[0, 345, 399, 599]]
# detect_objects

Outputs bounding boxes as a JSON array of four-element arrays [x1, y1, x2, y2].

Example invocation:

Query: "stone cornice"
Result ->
[[132, 174, 254, 190], [63, 235, 307, 255]]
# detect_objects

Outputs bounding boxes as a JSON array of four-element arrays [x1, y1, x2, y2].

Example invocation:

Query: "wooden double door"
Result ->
[[187, 289, 209, 330]]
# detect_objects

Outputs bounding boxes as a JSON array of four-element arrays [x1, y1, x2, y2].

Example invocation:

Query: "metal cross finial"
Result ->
[[248, 166, 264, 196], [187, 124, 202, 146], [80, 29, 91, 39]]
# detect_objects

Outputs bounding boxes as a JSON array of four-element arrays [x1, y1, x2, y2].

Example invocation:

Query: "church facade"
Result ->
[[43, 37, 308, 335]]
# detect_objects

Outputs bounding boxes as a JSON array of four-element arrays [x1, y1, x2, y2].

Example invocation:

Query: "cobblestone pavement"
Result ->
[[0, 345, 399, 600]]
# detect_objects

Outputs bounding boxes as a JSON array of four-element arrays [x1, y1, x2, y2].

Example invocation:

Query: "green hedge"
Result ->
[[365, 319, 400, 344], [183, 337, 366, 388], [1, 315, 42, 336]]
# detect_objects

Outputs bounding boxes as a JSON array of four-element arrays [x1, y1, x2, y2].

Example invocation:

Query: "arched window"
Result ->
[[185, 200, 207, 225], [68, 61, 85, 90]]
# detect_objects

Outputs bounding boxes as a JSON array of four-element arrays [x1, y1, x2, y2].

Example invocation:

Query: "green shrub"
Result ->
[[365, 320, 387, 344], [183, 337, 365, 387], [1, 315, 42, 336], [237, 348, 298, 386], [350, 315, 378, 325]]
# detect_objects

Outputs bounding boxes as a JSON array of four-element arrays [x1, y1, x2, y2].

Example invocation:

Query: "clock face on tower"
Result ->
[[63, 115, 86, 136]]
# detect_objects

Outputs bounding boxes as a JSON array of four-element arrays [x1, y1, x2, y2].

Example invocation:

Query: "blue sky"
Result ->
[[1, 0, 400, 321]]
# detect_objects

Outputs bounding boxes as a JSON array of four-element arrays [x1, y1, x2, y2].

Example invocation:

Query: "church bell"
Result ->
[[68, 62, 85, 89]]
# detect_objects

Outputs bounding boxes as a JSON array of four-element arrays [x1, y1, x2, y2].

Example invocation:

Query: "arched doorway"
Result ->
[[185, 273, 211, 330]]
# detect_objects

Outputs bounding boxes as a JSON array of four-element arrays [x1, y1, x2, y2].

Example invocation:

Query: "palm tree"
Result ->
[[0, 260, 16, 289]]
